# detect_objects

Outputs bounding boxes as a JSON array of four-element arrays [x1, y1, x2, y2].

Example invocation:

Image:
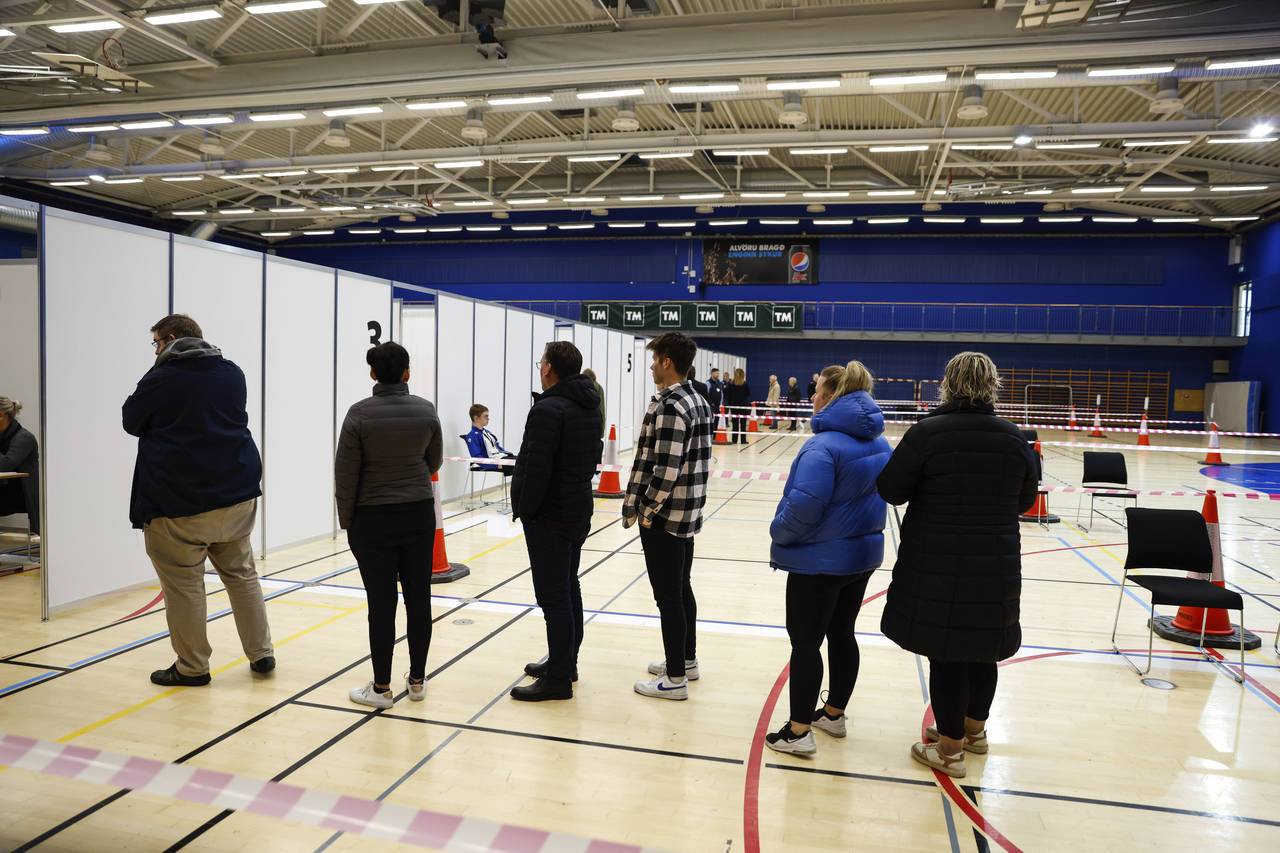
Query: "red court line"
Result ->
[[1203, 648, 1280, 707], [115, 591, 164, 623]]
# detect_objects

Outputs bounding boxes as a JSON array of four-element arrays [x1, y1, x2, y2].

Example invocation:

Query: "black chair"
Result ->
[[1111, 507, 1245, 684], [1078, 451, 1137, 531]]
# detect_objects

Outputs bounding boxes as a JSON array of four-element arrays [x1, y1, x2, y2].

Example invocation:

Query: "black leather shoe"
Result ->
[[524, 661, 578, 681], [250, 655, 276, 674], [510, 676, 572, 701], [150, 664, 211, 686]]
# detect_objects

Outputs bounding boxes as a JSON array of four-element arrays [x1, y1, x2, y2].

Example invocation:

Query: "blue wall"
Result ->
[[0, 226, 36, 258], [1235, 220, 1280, 429]]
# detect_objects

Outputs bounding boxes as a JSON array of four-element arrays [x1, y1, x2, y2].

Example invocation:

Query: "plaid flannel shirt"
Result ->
[[622, 380, 712, 538]]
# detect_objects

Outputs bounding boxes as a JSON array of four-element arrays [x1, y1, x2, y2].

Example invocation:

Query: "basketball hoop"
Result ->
[[101, 37, 125, 71]]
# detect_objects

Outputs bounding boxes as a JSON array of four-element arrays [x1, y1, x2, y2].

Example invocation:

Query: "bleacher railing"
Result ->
[[496, 301, 1242, 340]]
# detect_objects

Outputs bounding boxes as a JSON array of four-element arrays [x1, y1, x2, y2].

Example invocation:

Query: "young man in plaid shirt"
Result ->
[[622, 332, 713, 700]]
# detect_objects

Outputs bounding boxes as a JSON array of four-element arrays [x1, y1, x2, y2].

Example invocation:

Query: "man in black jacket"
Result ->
[[510, 340, 603, 701], [124, 314, 274, 687]]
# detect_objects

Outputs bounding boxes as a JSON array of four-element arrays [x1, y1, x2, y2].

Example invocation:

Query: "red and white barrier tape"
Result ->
[[1013, 422, 1280, 439], [0, 733, 668, 853], [1039, 486, 1280, 500]]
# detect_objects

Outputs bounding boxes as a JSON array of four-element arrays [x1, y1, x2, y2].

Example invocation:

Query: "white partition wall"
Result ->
[[533, 315, 555, 394], [555, 323, 573, 342], [0, 261, 40, 458], [472, 302, 507, 451], [172, 239, 266, 554], [435, 294, 474, 501], [617, 333, 635, 449], [603, 330, 623, 439], [264, 258, 336, 551], [391, 298, 402, 342], [336, 271, 393, 428], [42, 211, 170, 611], [401, 304, 436, 404], [503, 308, 534, 454], [633, 337, 650, 443]]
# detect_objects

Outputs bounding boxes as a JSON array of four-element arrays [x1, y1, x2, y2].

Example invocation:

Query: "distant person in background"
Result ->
[[125, 314, 273, 688], [724, 368, 751, 444], [766, 374, 782, 430], [464, 404, 515, 474], [764, 361, 891, 755], [876, 351, 1039, 779], [687, 366, 710, 403], [706, 367, 724, 414], [807, 373, 819, 400], [336, 342, 443, 710], [0, 397, 39, 537], [785, 376, 803, 431], [583, 368, 606, 438]]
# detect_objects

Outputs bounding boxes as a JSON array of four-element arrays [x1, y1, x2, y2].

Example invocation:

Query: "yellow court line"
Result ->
[[454, 498, 609, 564], [54, 605, 364, 745]]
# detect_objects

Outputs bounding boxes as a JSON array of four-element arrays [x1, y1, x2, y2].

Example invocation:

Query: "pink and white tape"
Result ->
[[0, 733, 668, 853]]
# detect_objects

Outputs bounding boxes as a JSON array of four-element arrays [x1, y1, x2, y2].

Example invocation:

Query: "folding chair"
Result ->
[[1111, 507, 1245, 684], [1018, 429, 1050, 529], [1077, 451, 1137, 532], [459, 435, 510, 511], [0, 511, 38, 571]]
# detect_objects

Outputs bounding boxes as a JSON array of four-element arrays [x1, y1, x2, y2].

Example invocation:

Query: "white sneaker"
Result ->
[[647, 658, 700, 681], [634, 674, 688, 700], [405, 674, 425, 702], [765, 722, 817, 756], [349, 682, 394, 709], [810, 709, 847, 738]]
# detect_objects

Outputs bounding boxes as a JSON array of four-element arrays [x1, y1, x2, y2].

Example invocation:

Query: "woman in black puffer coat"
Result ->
[[876, 351, 1038, 779]]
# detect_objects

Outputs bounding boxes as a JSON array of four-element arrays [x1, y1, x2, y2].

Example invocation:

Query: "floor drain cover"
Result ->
[[1141, 677, 1176, 690], [453, 618, 474, 626]]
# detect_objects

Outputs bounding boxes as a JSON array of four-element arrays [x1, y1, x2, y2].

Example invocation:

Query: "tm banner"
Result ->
[[582, 302, 803, 333], [703, 239, 818, 285]]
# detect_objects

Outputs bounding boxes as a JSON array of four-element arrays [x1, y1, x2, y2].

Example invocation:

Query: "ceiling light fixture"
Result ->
[[1152, 216, 1200, 223], [348, 228, 381, 234], [178, 115, 233, 126], [145, 7, 222, 24], [393, 227, 428, 234], [428, 226, 462, 232], [1206, 136, 1277, 144], [1036, 141, 1101, 149], [219, 208, 254, 215], [740, 192, 786, 199], [638, 151, 694, 160], [49, 20, 123, 32], [322, 105, 382, 117], [1013, 134, 1034, 146], [868, 145, 930, 152], [50, 180, 90, 186], [487, 95, 552, 106], [712, 149, 770, 157], [658, 221, 696, 227], [869, 72, 947, 87], [173, 210, 207, 216], [867, 217, 909, 224], [248, 111, 306, 122], [789, 147, 846, 155], [567, 154, 619, 163], [1210, 216, 1259, 222], [981, 216, 1023, 223], [566, 196, 606, 203], [245, 0, 326, 14], [1210, 185, 1268, 192], [303, 229, 334, 235], [219, 173, 262, 179], [312, 166, 360, 174], [803, 191, 850, 198], [67, 124, 120, 133], [434, 159, 483, 168], [867, 189, 917, 196], [759, 218, 799, 225], [370, 164, 418, 171], [812, 218, 854, 225], [668, 83, 739, 93], [923, 216, 966, 223], [119, 119, 174, 130], [269, 206, 306, 213], [975, 69, 1058, 80], [1140, 185, 1191, 192], [1206, 56, 1280, 70], [161, 175, 203, 182], [263, 169, 307, 177], [679, 192, 724, 200], [1094, 216, 1138, 223], [407, 99, 468, 110], [260, 231, 291, 237], [1071, 186, 1125, 194], [102, 177, 143, 184], [1039, 216, 1084, 223], [952, 143, 1013, 150], [1122, 139, 1191, 147], [466, 225, 501, 232], [1087, 64, 1175, 77], [557, 223, 594, 229], [512, 225, 548, 231], [767, 79, 840, 91], [453, 200, 493, 207], [708, 219, 747, 226], [509, 198, 550, 205], [577, 87, 645, 100], [619, 194, 664, 202], [1024, 189, 1053, 195], [609, 222, 646, 229], [321, 205, 357, 211], [1249, 123, 1276, 138]]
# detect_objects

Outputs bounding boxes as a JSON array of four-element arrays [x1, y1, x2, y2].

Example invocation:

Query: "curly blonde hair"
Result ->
[[939, 351, 1002, 404]]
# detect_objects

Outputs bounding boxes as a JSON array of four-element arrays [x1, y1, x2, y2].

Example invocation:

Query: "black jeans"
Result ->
[[731, 415, 747, 443], [348, 500, 435, 686], [785, 571, 872, 723], [639, 523, 697, 678], [525, 517, 590, 681], [928, 660, 999, 740]]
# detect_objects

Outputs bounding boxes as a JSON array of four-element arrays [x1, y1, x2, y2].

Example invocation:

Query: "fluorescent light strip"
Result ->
[[1152, 217, 1200, 223], [712, 149, 770, 157], [269, 206, 306, 213], [119, 119, 174, 130], [952, 143, 1012, 150], [1093, 216, 1138, 223], [321, 206, 357, 212], [1087, 64, 1175, 77], [975, 69, 1057, 80], [812, 218, 853, 225], [981, 216, 1023, 224], [512, 225, 548, 231], [219, 173, 262, 179], [619, 195, 663, 202], [263, 170, 307, 177], [453, 200, 493, 207], [1206, 57, 1280, 70], [248, 112, 306, 122], [509, 198, 550, 205], [867, 217, 908, 224], [867, 189, 916, 196], [566, 196, 605, 203], [173, 210, 207, 216], [557, 223, 594, 229], [145, 8, 221, 24], [487, 95, 552, 106], [322, 105, 383, 117], [609, 222, 646, 229], [803, 191, 850, 198], [740, 192, 786, 199], [0, 28, 13, 37], [1023, 189, 1053, 195], [1140, 186, 1190, 193], [1122, 139, 1190, 147], [428, 226, 462, 232], [67, 124, 119, 133], [260, 231, 291, 237], [370, 164, 418, 171], [1206, 137, 1277, 145], [1071, 186, 1124, 194], [679, 193, 724, 200], [1210, 185, 1268, 192], [639, 152, 694, 160], [1210, 216, 1260, 222], [49, 20, 123, 33], [923, 216, 966, 223], [102, 177, 143, 184], [312, 167, 360, 174], [790, 147, 846, 155], [869, 72, 947, 86], [348, 228, 382, 234], [577, 87, 645, 100], [245, 0, 326, 14], [759, 218, 798, 225], [658, 221, 695, 228], [407, 99, 468, 111], [1039, 216, 1083, 223], [708, 219, 747, 226], [393, 227, 427, 234], [466, 225, 501, 232], [303, 229, 334, 235], [50, 180, 89, 186], [219, 208, 254, 215], [178, 115, 233, 126], [668, 83, 739, 93], [1035, 142, 1100, 149], [434, 159, 483, 168], [869, 145, 929, 152], [766, 79, 840, 90], [567, 154, 620, 163]]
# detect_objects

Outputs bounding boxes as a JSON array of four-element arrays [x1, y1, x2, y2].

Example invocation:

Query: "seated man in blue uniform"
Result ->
[[464, 404, 516, 474]]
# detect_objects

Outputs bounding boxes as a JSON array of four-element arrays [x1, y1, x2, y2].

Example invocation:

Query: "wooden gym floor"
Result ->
[[1, 425, 1278, 852]]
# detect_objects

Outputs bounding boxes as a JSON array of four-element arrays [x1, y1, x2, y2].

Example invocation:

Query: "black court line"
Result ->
[[960, 786, 992, 853], [767, 763, 1280, 829], [292, 700, 744, 766], [1, 659, 71, 672]]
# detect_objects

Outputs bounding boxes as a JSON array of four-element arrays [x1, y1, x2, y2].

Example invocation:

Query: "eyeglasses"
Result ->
[[533, 360, 545, 369], [151, 338, 165, 350]]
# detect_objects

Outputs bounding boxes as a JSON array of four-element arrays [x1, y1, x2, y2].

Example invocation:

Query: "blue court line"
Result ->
[[0, 669, 60, 696]]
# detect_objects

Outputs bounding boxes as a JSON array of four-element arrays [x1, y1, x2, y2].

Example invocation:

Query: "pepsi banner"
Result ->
[[703, 239, 818, 286], [582, 302, 803, 333]]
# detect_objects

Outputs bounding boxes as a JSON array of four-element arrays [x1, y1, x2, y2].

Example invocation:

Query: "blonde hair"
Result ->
[[732, 367, 746, 385], [939, 351, 1002, 404], [818, 360, 874, 402], [0, 398, 22, 419]]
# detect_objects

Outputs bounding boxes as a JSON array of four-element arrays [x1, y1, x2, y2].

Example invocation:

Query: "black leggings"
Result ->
[[348, 500, 435, 686], [731, 415, 748, 443], [928, 660, 999, 740], [639, 523, 697, 678], [785, 571, 872, 723]]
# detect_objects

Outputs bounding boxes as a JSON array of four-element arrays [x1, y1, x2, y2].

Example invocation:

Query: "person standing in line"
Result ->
[[724, 368, 751, 444], [706, 367, 724, 415], [125, 314, 273, 687], [623, 332, 712, 701], [687, 366, 710, 403], [807, 373, 820, 400], [766, 374, 782, 430], [336, 342, 443, 710], [785, 376, 803, 431], [582, 368, 607, 439], [876, 351, 1038, 778], [763, 362, 891, 755], [510, 341, 603, 701], [0, 397, 39, 538]]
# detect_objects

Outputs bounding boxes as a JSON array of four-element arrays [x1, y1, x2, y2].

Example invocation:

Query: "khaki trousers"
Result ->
[[144, 498, 273, 677]]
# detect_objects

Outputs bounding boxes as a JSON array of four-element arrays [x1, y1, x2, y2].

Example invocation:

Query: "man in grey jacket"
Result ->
[[335, 342, 443, 710]]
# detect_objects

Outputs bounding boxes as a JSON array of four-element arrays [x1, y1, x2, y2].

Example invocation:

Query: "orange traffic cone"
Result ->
[[747, 404, 760, 434], [1090, 409, 1104, 438], [594, 424, 625, 498], [1137, 413, 1150, 446], [430, 472, 470, 583], [713, 406, 730, 445], [1152, 491, 1259, 650], [1019, 439, 1060, 524], [1068, 405, 1078, 428], [1201, 422, 1228, 466]]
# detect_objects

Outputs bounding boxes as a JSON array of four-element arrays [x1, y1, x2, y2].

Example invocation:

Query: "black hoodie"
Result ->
[[511, 372, 604, 524]]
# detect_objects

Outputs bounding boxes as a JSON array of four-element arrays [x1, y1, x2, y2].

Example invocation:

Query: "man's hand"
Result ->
[[640, 518, 652, 529]]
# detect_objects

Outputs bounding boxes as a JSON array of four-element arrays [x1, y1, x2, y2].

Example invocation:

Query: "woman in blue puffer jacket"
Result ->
[[764, 360, 892, 756]]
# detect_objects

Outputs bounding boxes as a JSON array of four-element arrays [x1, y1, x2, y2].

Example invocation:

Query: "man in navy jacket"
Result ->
[[124, 314, 274, 687]]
